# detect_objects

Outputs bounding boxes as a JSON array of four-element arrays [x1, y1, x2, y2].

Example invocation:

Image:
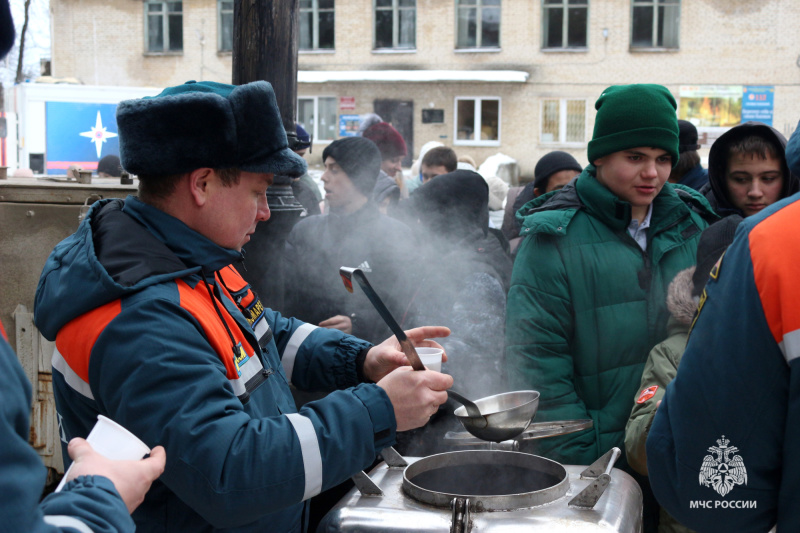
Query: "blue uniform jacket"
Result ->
[[647, 193, 800, 532], [34, 196, 397, 532], [1, 322, 133, 532]]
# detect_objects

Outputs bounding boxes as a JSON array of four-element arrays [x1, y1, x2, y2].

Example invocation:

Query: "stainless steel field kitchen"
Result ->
[[318, 444, 643, 533]]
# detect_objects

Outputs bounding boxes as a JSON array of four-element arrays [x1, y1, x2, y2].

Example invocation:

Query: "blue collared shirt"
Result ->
[[627, 203, 653, 251]]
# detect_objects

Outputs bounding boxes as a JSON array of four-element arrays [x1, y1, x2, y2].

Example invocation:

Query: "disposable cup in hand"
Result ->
[[55, 415, 150, 492], [417, 347, 444, 372]]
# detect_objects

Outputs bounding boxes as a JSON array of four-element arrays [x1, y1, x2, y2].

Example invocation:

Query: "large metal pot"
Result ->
[[322, 447, 642, 533]]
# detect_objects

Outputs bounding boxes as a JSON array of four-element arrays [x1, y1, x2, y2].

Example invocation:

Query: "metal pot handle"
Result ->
[[350, 447, 407, 497], [567, 447, 621, 509]]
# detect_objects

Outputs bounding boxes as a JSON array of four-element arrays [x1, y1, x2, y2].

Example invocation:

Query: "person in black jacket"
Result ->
[[395, 170, 513, 456], [405, 170, 512, 396], [283, 137, 415, 344]]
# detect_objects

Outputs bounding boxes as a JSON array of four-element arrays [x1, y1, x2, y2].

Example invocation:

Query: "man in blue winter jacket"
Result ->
[[647, 124, 800, 532], [33, 80, 453, 532]]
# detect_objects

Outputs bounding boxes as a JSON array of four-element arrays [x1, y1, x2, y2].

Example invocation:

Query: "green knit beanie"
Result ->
[[587, 84, 679, 168]]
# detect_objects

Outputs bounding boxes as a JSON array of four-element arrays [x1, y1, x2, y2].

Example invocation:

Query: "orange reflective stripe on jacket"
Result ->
[[53, 277, 261, 401]]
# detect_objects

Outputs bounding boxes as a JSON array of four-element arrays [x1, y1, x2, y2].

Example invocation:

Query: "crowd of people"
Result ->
[[2, 6, 800, 526]]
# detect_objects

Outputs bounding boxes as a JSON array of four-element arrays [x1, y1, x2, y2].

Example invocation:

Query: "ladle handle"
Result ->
[[339, 267, 425, 371], [447, 390, 487, 427]]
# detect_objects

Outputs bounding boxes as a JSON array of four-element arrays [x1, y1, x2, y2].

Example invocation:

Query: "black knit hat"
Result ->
[[97, 154, 122, 177], [410, 169, 489, 238], [678, 120, 701, 153], [117, 80, 307, 177], [691, 215, 743, 296], [322, 137, 382, 197], [533, 151, 582, 190]]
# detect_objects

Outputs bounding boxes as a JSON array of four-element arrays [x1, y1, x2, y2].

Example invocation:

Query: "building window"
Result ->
[[145, 0, 183, 53], [542, 0, 588, 49], [218, 0, 233, 52], [300, 0, 335, 51], [456, 0, 500, 49], [374, 0, 416, 50], [298, 96, 338, 142], [541, 99, 586, 145], [454, 97, 500, 146], [631, 0, 680, 49]]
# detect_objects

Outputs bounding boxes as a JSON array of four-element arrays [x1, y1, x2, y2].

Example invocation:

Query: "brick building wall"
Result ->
[[49, 0, 800, 176]]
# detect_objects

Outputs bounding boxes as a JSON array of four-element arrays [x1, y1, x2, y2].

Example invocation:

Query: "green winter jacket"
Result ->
[[505, 167, 717, 469]]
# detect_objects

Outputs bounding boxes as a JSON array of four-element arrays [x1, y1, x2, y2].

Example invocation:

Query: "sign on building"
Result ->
[[678, 85, 776, 147], [741, 86, 774, 127], [339, 114, 361, 137]]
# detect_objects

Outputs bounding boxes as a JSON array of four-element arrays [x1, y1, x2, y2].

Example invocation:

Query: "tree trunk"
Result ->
[[15, 0, 32, 83]]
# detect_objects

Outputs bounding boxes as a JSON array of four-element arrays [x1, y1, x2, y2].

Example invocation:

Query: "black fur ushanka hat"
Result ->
[[116, 80, 307, 177]]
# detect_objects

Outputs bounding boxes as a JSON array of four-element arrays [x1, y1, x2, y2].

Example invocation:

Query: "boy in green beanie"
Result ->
[[505, 83, 717, 473]]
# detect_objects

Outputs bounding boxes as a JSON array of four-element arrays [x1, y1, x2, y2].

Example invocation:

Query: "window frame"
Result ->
[[541, 0, 589, 51], [144, 0, 183, 54], [299, 0, 336, 52], [297, 96, 339, 143], [630, 0, 681, 50], [453, 96, 502, 147], [217, 0, 233, 53], [539, 98, 588, 147], [455, 0, 501, 50], [373, 0, 416, 51]]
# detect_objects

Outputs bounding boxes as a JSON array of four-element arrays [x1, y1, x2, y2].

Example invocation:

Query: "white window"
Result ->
[[631, 0, 680, 49], [542, 0, 588, 49], [540, 99, 586, 145], [300, 0, 335, 51], [454, 97, 500, 146], [298, 97, 338, 142], [374, 0, 416, 50], [456, 0, 500, 49], [218, 0, 233, 52], [145, 0, 183, 53]]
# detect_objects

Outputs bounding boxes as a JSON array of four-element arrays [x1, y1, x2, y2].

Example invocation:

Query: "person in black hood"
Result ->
[[394, 169, 513, 456], [704, 121, 799, 218], [405, 170, 512, 396]]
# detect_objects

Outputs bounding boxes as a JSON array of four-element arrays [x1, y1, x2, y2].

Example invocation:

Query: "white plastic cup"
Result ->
[[417, 347, 444, 372], [55, 415, 150, 492]]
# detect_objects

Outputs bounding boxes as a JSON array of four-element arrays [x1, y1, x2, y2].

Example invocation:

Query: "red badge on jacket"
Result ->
[[636, 385, 658, 404]]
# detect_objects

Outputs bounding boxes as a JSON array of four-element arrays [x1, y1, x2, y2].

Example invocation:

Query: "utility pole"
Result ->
[[231, 0, 304, 312], [232, 0, 299, 138]]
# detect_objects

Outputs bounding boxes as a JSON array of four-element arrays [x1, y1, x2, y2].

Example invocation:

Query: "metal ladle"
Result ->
[[339, 266, 488, 428]]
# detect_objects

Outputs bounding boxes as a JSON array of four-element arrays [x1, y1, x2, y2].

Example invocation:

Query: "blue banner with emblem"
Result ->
[[45, 101, 120, 175]]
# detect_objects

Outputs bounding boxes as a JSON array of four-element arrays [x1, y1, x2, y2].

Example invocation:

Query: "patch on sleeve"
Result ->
[[636, 385, 659, 404]]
